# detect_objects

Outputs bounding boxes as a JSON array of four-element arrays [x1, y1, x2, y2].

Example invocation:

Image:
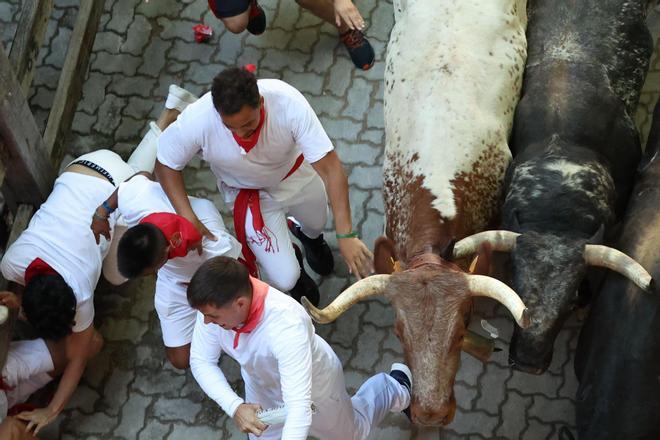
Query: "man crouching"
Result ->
[[187, 256, 412, 439]]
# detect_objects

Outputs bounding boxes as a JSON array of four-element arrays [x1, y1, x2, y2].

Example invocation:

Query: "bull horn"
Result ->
[[584, 245, 654, 291], [301, 275, 390, 324], [453, 231, 520, 259], [468, 275, 531, 328]]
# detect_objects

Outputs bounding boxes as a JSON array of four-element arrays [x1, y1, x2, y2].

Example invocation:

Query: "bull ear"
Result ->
[[374, 236, 396, 274], [469, 243, 492, 275], [442, 239, 457, 261]]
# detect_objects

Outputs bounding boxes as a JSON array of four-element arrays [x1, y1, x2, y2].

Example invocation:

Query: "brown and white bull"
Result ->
[[303, 0, 529, 426]]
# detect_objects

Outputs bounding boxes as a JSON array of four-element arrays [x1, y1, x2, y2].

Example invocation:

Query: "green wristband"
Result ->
[[336, 231, 359, 239]]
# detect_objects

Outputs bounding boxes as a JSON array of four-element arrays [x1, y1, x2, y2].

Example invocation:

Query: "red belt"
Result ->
[[234, 154, 305, 277]]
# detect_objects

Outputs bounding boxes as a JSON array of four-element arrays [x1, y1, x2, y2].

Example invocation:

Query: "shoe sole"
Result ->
[[390, 362, 413, 388]]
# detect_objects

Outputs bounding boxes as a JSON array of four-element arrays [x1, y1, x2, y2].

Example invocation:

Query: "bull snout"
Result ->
[[509, 331, 554, 375], [411, 395, 457, 426]]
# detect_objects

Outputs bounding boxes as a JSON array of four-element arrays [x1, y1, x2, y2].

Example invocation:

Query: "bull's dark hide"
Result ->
[[573, 101, 660, 440], [503, 0, 652, 372]]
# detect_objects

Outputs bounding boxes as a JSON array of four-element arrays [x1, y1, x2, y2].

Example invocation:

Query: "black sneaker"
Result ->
[[289, 244, 320, 307], [340, 30, 375, 71], [288, 219, 334, 276], [246, 0, 266, 35], [389, 363, 412, 420]]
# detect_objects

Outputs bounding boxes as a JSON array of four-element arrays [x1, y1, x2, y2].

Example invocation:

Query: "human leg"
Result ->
[[286, 175, 334, 276], [154, 281, 196, 369], [0, 416, 37, 440], [208, 0, 266, 35], [2, 340, 55, 409], [310, 364, 411, 440], [294, 0, 374, 70], [244, 206, 320, 304]]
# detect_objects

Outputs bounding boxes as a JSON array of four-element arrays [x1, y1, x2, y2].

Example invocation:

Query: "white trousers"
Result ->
[[1, 339, 54, 419], [240, 174, 329, 291], [248, 370, 410, 440]]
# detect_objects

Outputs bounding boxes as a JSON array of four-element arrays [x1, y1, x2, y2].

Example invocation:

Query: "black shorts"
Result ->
[[208, 0, 251, 19]]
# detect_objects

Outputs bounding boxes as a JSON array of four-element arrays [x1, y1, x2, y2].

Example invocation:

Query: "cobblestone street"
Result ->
[[2, 1, 660, 439]]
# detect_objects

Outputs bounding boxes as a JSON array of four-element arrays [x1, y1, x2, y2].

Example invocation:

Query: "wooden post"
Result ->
[[0, 45, 55, 205], [8, 0, 54, 94], [0, 204, 35, 370], [43, 0, 104, 164]]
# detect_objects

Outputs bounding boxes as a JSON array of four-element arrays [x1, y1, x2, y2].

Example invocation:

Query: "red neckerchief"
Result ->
[[140, 213, 202, 259], [25, 258, 58, 284], [232, 107, 266, 153], [233, 154, 305, 277], [232, 276, 269, 349]]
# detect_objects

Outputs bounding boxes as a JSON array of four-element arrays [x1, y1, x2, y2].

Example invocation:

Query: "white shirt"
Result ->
[[0, 172, 116, 332], [116, 175, 242, 287], [156, 79, 333, 204], [190, 287, 340, 440]]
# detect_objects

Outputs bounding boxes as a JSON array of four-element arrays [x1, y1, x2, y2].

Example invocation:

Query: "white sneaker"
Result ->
[[165, 84, 198, 113]]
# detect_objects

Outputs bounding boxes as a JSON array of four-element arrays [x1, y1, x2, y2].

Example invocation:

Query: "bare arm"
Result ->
[[90, 171, 154, 244], [311, 151, 373, 278], [17, 325, 97, 434], [154, 160, 216, 240]]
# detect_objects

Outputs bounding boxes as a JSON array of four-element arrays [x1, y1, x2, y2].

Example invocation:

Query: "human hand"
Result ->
[[333, 0, 365, 30], [338, 237, 373, 279], [233, 403, 268, 436], [91, 210, 111, 244], [16, 407, 57, 435], [187, 216, 217, 255], [0, 291, 21, 309]]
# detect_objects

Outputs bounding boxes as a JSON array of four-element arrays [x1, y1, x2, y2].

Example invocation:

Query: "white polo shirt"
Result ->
[[156, 79, 333, 204], [116, 175, 242, 286], [190, 287, 341, 440], [0, 172, 116, 332]]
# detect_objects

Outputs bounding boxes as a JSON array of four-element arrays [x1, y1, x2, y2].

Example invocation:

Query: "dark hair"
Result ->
[[211, 67, 259, 115], [23, 274, 76, 340], [117, 223, 167, 278], [187, 256, 251, 309]]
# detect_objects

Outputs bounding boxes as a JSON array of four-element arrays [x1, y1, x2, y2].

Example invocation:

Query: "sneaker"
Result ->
[[166, 85, 198, 113], [340, 30, 375, 70], [289, 244, 320, 307], [390, 363, 412, 420], [288, 219, 334, 276], [246, 0, 266, 35]]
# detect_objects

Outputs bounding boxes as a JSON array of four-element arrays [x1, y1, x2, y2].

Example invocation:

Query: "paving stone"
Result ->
[[30, 86, 55, 110], [180, 0, 209, 20], [508, 369, 563, 398], [367, 100, 384, 129], [449, 408, 499, 438], [107, 0, 137, 33], [94, 31, 124, 53], [309, 33, 338, 75], [455, 381, 478, 411], [138, 419, 171, 440], [153, 398, 202, 423], [66, 385, 101, 414], [73, 412, 118, 434], [282, 69, 325, 96], [116, 116, 147, 142], [360, 128, 384, 144], [114, 393, 151, 438], [319, 116, 363, 141], [93, 51, 142, 75], [351, 325, 387, 370], [184, 61, 225, 85], [247, 28, 292, 51], [348, 165, 383, 190], [171, 38, 216, 63], [136, 0, 182, 18], [123, 14, 152, 55], [43, 26, 72, 68], [132, 368, 187, 396], [325, 57, 354, 96], [345, 78, 374, 120], [367, 190, 385, 213], [475, 362, 511, 414], [363, 299, 395, 327], [109, 75, 156, 98], [157, 17, 198, 42], [101, 369, 136, 416], [168, 425, 222, 439], [521, 418, 555, 440], [329, 303, 366, 347], [124, 96, 156, 120], [99, 316, 147, 343], [495, 391, 533, 439], [308, 94, 345, 117], [78, 72, 113, 113], [336, 142, 381, 165], [528, 395, 576, 425]]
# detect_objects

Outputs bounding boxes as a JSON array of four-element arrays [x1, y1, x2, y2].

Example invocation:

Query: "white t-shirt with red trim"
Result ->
[[0, 172, 116, 333], [156, 79, 334, 204]]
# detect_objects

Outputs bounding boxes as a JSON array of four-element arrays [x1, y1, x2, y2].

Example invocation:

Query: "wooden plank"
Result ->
[[8, 0, 54, 94], [43, 0, 104, 163], [0, 204, 35, 370], [0, 44, 56, 205]]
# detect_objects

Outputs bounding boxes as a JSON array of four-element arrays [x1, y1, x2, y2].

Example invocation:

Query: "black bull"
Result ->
[[500, 0, 653, 373], [573, 101, 660, 440]]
